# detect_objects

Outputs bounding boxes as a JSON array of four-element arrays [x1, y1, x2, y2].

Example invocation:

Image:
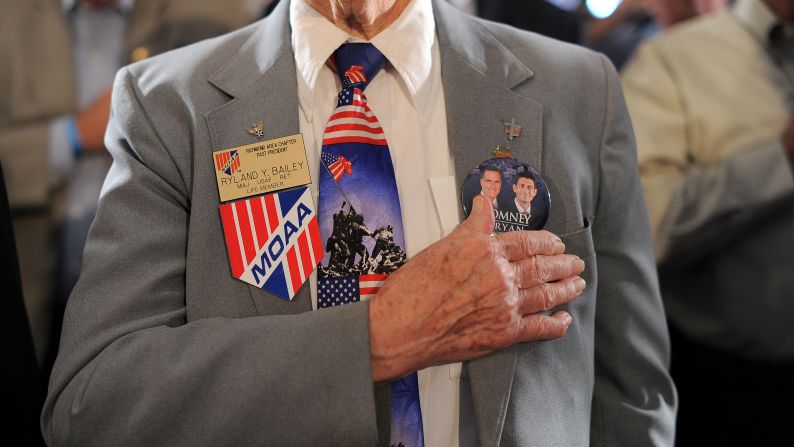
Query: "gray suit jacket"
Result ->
[[43, 1, 676, 445]]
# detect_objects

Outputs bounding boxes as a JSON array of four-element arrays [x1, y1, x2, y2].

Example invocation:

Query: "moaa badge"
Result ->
[[460, 146, 550, 233], [218, 186, 323, 300]]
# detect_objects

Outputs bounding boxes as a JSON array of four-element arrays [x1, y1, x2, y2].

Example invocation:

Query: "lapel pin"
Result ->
[[247, 121, 265, 139], [503, 118, 522, 141], [492, 145, 514, 159]]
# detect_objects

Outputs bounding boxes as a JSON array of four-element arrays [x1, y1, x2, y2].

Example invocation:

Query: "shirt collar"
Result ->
[[733, 0, 778, 43], [290, 0, 437, 119], [62, 0, 135, 15], [514, 198, 531, 214]]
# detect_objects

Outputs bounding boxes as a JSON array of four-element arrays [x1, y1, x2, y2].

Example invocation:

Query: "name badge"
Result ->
[[213, 134, 312, 203]]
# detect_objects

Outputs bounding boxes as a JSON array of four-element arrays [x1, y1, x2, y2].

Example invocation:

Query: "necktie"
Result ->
[[317, 43, 424, 447]]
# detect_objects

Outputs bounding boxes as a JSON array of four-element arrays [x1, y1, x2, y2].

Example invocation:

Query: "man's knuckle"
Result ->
[[526, 257, 540, 284], [536, 258, 553, 283], [537, 230, 558, 252], [523, 232, 543, 255], [482, 239, 501, 258], [537, 318, 555, 337], [521, 317, 540, 340], [542, 283, 557, 311]]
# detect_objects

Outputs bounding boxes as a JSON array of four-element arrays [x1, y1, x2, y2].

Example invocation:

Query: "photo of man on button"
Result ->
[[43, 0, 676, 446], [508, 171, 537, 215], [478, 165, 503, 210]]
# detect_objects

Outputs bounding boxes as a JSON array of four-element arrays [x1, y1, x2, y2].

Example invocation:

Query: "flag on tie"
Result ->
[[344, 65, 368, 84], [317, 273, 388, 308], [322, 88, 387, 146], [321, 152, 353, 183]]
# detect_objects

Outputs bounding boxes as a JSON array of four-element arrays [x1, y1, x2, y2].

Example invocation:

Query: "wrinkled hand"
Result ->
[[75, 88, 113, 152], [369, 195, 586, 382]]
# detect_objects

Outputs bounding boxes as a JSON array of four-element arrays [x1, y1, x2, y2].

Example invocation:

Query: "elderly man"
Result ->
[[44, 0, 676, 445]]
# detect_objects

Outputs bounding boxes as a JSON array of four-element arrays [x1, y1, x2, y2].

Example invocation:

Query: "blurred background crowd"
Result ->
[[1, 0, 792, 445]]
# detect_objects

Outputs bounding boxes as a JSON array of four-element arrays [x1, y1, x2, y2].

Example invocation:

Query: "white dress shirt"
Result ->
[[290, 1, 476, 445]]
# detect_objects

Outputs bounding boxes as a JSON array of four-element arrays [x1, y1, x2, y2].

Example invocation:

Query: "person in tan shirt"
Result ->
[[622, 0, 794, 443]]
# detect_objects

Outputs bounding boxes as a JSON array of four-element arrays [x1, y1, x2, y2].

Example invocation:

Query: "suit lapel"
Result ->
[[204, 0, 312, 315], [433, 1, 544, 445]]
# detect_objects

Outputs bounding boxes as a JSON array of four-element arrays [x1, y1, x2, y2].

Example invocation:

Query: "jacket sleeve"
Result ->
[[621, 41, 794, 265], [589, 54, 678, 446], [41, 67, 380, 446]]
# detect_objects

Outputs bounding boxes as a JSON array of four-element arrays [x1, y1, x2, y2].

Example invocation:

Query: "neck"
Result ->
[[764, 0, 794, 22], [305, 0, 411, 39], [517, 200, 530, 209]]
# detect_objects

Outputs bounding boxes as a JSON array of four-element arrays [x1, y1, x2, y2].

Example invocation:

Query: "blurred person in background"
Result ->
[[588, 0, 727, 69], [622, 0, 794, 443], [472, 0, 583, 44], [0, 0, 252, 373]]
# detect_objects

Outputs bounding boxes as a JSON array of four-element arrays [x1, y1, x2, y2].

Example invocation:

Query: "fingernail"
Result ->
[[555, 241, 566, 252], [577, 258, 585, 271], [564, 313, 573, 326], [574, 277, 586, 293]]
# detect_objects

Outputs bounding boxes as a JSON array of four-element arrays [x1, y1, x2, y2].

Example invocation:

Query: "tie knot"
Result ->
[[331, 43, 386, 91]]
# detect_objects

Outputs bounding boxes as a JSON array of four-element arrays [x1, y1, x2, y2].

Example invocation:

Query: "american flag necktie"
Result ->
[[317, 43, 424, 447]]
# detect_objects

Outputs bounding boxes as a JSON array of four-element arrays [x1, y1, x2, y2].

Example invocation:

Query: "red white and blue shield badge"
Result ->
[[219, 186, 323, 300]]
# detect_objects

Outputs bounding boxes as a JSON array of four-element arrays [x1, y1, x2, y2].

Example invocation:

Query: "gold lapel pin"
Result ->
[[247, 121, 265, 139], [492, 145, 514, 159]]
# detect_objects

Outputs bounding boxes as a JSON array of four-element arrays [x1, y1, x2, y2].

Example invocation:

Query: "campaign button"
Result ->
[[461, 157, 550, 233]]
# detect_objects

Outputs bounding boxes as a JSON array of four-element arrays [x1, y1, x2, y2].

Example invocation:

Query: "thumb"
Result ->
[[456, 194, 495, 236]]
